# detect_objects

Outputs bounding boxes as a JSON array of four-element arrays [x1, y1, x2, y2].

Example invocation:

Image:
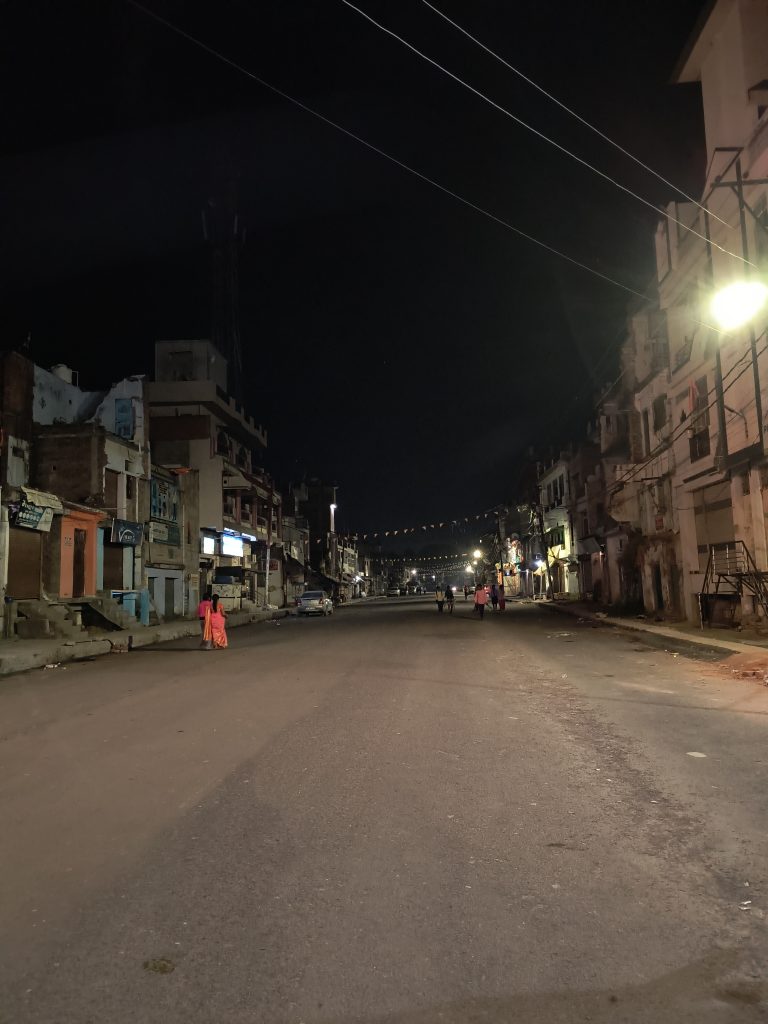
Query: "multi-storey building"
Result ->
[[652, 0, 768, 623], [147, 340, 284, 607]]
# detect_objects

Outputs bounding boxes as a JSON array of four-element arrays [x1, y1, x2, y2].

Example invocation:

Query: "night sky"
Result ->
[[2, 0, 707, 538]]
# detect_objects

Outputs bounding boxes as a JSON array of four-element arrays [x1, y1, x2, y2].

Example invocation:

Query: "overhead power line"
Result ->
[[418, 0, 733, 230], [341, 1, 753, 267], [125, 0, 651, 301]]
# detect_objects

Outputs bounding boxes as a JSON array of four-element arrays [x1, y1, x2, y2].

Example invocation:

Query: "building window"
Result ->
[[652, 393, 667, 431], [126, 476, 135, 500], [114, 398, 135, 439], [689, 375, 711, 462], [642, 409, 651, 455], [755, 197, 768, 264]]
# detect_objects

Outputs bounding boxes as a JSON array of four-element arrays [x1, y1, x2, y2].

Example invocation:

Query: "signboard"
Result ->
[[202, 535, 216, 555], [149, 521, 181, 546], [221, 534, 244, 557], [13, 501, 54, 532], [111, 519, 144, 545], [150, 477, 179, 523]]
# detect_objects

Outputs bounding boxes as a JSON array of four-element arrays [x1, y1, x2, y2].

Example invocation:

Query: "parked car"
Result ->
[[387, 585, 401, 597], [297, 590, 334, 616]]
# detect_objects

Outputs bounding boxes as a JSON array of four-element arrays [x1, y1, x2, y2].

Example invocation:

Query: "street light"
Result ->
[[473, 548, 482, 559], [710, 281, 768, 332]]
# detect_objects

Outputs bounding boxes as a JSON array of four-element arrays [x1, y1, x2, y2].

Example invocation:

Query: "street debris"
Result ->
[[546, 632, 572, 639], [143, 957, 175, 974], [594, 612, 608, 619], [686, 751, 707, 758], [43, 663, 60, 669]]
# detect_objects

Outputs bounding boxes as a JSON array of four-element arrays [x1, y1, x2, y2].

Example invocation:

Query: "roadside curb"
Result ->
[[0, 608, 289, 679], [543, 601, 768, 658]]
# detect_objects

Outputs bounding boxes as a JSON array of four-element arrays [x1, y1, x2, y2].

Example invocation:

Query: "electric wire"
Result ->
[[418, 0, 733, 230], [125, 0, 651, 301], [341, 1, 754, 266]]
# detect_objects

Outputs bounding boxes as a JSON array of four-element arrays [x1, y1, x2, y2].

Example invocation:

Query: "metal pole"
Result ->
[[735, 158, 764, 453], [703, 206, 729, 462]]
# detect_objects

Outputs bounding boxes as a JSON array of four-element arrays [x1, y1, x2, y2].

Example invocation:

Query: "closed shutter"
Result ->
[[7, 527, 42, 599]]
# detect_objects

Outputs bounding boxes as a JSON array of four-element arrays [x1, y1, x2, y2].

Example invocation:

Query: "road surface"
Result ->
[[1, 598, 767, 1022]]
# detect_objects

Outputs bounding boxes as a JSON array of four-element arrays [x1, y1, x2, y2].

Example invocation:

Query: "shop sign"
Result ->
[[150, 477, 180, 523], [149, 521, 181, 546], [12, 500, 54, 532], [111, 519, 144, 545]]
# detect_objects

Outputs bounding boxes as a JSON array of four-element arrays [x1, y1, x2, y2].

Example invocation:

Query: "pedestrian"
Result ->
[[490, 582, 499, 612], [210, 594, 228, 649], [445, 585, 455, 614], [464, 583, 470, 600], [197, 588, 213, 646], [435, 584, 445, 613], [474, 582, 488, 620]]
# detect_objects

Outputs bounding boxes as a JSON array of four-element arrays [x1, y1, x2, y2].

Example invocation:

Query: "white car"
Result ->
[[297, 590, 334, 616]]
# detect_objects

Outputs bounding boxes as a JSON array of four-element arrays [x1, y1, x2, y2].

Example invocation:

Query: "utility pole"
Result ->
[[535, 501, 554, 602]]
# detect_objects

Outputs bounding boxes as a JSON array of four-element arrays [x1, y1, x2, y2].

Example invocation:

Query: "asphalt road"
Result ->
[[2, 598, 768, 1023]]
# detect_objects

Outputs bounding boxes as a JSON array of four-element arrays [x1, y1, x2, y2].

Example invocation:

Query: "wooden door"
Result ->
[[7, 527, 41, 600], [73, 529, 86, 597]]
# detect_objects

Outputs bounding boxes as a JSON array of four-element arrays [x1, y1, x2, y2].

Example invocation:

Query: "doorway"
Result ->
[[164, 576, 176, 617], [653, 563, 664, 611], [73, 529, 87, 597]]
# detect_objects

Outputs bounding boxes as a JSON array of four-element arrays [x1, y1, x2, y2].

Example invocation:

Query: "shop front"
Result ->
[[58, 505, 102, 599], [6, 488, 63, 600]]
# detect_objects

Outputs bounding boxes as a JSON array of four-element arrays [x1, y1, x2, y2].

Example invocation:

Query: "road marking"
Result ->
[[686, 751, 707, 758]]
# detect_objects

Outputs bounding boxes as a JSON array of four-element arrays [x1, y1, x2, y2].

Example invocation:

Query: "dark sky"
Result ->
[[1, 0, 707, 537]]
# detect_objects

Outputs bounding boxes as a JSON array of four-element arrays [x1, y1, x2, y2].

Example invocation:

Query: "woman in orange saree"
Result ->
[[210, 594, 228, 649]]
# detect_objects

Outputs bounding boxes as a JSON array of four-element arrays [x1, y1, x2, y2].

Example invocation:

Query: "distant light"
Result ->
[[465, 565, 473, 573], [411, 568, 417, 575], [330, 503, 337, 511], [536, 559, 545, 568], [473, 548, 482, 559], [710, 281, 768, 331]]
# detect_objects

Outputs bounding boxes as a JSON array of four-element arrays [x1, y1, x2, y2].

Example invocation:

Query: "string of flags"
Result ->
[[331, 509, 499, 544]]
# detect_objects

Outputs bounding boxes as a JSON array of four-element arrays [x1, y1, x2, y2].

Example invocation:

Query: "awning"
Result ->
[[577, 536, 602, 555], [22, 488, 63, 513], [223, 472, 251, 490], [285, 554, 306, 582]]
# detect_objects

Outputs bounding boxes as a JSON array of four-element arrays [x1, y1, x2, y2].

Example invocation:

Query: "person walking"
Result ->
[[490, 582, 499, 613], [445, 585, 455, 614], [197, 588, 213, 646], [463, 583, 470, 601], [210, 594, 228, 649], [474, 582, 488, 620], [435, 584, 445, 613]]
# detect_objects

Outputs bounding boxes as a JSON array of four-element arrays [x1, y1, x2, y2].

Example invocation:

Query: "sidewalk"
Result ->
[[0, 606, 289, 678], [541, 598, 768, 658]]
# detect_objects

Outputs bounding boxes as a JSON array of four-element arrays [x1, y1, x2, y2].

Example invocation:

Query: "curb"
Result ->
[[542, 601, 768, 658], [0, 608, 289, 678]]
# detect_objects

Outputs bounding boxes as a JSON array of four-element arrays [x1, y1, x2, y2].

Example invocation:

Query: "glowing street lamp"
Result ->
[[710, 280, 768, 332], [473, 548, 482, 559]]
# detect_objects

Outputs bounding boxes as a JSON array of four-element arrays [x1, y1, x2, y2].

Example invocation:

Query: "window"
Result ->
[[689, 375, 711, 462], [756, 198, 768, 264], [126, 476, 135, 500], [114, 398, 134, 439], [642, 409, 651, 455], [652, 394, 667, 432]]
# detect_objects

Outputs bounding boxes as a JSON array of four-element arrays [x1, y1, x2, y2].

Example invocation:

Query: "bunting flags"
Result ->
[[335, 509, 497, 544]]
